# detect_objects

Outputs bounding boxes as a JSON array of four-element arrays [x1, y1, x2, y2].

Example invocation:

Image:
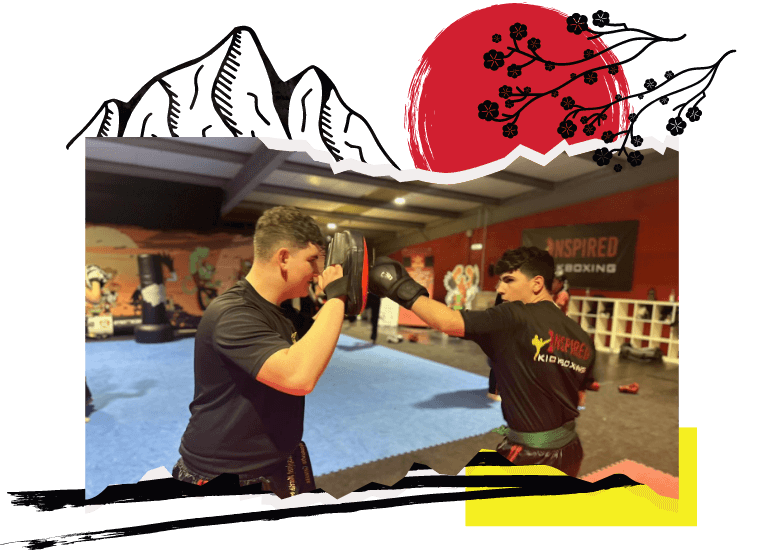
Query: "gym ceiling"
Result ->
[[85, 137, 678, 257]]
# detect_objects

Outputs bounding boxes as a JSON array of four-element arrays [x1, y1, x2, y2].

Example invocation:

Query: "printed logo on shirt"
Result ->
[[546, 329, 591, 361], [531, 334, 551, 360], [534, 352, 587, 373], [530, 330, 590, 373]]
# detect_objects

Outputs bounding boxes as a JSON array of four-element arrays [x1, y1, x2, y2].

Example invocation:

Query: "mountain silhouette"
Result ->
[[68, 26, 399, 169]]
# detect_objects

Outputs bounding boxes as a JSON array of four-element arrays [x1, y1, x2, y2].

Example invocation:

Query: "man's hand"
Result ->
[[319, 265, 346, 302], [368, 257, 428, 310]]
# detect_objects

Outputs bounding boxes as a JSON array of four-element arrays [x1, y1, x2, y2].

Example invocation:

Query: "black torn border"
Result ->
[[9, 451, 641, 512]]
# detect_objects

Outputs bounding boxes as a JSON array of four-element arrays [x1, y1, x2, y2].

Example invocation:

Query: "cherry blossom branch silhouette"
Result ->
[[479, 10, 735, 172]]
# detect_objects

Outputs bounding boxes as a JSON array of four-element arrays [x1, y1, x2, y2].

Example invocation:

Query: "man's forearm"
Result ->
[[286, 297, 345, 390], [310, 298, 330, 321], [411, 296, 465, 337]]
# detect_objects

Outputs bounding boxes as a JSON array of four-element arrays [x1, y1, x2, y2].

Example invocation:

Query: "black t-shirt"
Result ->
[[179, 279, 304, 476], [462, 300, 595, 433], [280, 299, 315, 340]]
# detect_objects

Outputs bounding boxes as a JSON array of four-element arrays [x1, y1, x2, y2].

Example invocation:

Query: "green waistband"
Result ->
[[504, 420, 577, 450]]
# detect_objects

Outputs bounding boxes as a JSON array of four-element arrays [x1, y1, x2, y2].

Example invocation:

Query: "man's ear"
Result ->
[[533, 275, 545, 294], [276, 248, 291, 270]]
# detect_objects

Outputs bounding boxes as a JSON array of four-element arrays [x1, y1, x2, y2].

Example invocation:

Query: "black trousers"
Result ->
[[496, 436, 584, 477], [368, 296, 380, 341], [172, 441, 317, 499]]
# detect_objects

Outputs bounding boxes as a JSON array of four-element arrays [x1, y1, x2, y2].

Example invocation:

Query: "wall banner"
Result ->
[[522, 221, 639, 291]]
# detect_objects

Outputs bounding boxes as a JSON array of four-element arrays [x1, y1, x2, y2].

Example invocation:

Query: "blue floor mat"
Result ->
[[85, 334, 502, 498], [303, 336, 503, 475]]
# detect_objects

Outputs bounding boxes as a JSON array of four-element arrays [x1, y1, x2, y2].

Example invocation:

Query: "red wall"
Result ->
[[390, 178, 678, 302]]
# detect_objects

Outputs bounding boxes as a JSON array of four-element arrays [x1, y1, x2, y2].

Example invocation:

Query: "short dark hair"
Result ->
[[253, 206, 325, 260], [494, 246, 555, 291]]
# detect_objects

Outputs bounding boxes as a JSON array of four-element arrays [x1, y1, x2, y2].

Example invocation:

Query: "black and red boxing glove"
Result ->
[[368, 257, 428, 310]]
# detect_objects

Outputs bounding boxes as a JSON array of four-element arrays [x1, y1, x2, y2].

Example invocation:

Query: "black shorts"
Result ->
[[496, 436, 583, 477], [173, 441, 317, 499]]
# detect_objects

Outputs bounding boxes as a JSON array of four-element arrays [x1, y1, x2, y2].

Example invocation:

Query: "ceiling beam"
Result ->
[[233, 202, 426, 229], [90, 139, 494, 204], [567, 150, 606, 168], [88, 138, 558, 197], [279, 162, 499, 205], [85, 159, 459, 220], [221, 149, 290, 215], [489, 170, 556, 193], [252, 183, 462, 219], [85, 159, 229, 187], [223, 209, 399, 239], [374, 150, 678, 256], [85, 138, 476, 218], [88, 137, 253, 164]]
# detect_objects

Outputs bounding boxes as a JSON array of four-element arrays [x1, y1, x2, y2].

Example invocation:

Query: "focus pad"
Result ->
[[325, 229, 368, 316]]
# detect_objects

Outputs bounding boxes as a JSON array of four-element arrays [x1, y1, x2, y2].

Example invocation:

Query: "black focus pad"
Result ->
[[324, 230, 368, 316]]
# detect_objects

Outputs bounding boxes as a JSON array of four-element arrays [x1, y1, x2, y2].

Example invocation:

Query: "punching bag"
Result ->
[[134, 254, 174, 343]]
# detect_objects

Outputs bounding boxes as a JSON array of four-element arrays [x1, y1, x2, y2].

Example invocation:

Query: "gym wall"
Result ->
[[390, 178, 678, 302], [84, 223, 253, 328]]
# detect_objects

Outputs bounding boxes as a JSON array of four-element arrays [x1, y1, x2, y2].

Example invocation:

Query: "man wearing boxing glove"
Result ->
[[174, 206, 351, 498], [370, 247, 595, 477]]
